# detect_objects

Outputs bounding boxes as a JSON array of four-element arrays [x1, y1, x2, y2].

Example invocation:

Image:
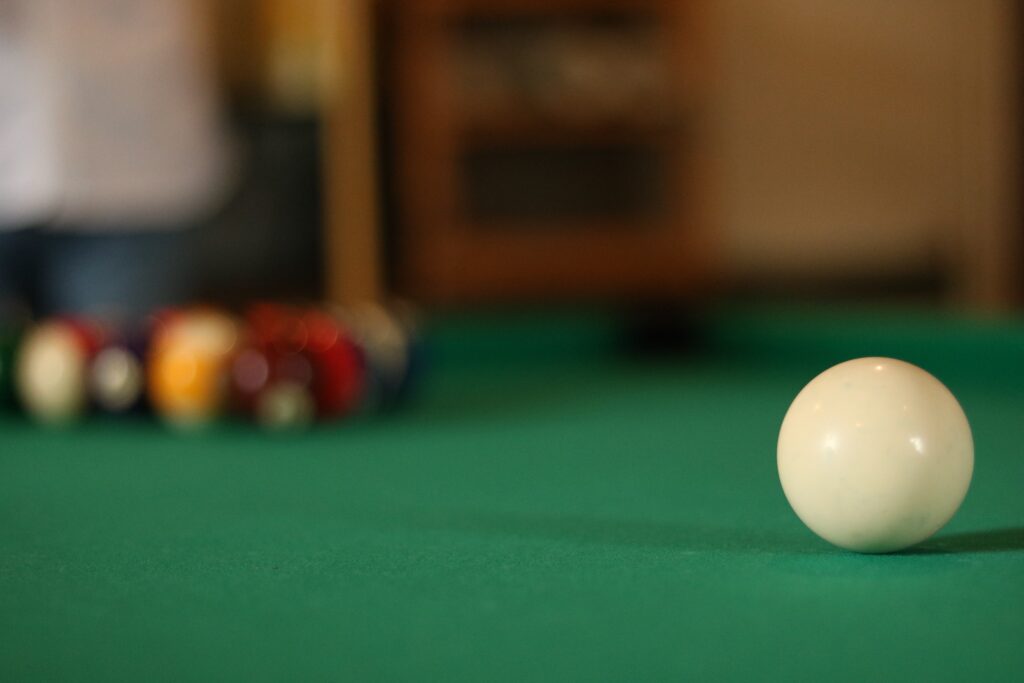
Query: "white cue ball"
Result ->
[[777, 357, 973, 553]]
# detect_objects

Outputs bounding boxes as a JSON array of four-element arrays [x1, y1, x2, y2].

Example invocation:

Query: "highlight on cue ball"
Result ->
[[777, 357, 974, 554]]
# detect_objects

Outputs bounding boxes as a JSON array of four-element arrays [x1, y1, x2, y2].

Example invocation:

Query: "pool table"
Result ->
[[2, 307, 1023, 681]]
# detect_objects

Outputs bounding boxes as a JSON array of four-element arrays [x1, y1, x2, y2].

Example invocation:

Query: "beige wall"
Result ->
[[710, 0, 1018, 301]]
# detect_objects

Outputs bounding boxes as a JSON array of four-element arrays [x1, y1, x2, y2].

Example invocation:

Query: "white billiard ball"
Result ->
[[16, 321, 91, 424], [90, 345, 144, 413], [778, 357, 973, 553]]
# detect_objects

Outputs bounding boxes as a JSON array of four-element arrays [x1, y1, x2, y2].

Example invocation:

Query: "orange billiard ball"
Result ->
[[148, 308, 239, 427]]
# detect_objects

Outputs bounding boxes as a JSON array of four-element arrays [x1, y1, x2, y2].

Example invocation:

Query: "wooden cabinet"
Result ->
[[326, 0, 1020, 307], [384, 0, 714, 305]]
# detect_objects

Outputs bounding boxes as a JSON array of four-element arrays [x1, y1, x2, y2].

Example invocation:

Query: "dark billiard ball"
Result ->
[[389, 300, 425, 404], [16, 319, 103, 424], [0, 301, 30, 410], [344, 303, 413, 412], [0, 327, 21, 410], [273, 350, 315, 389]]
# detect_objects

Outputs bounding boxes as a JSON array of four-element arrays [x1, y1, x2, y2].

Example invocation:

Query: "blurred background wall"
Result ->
[[713, 0, 1019, 305], [187, 0, 1021, 309]]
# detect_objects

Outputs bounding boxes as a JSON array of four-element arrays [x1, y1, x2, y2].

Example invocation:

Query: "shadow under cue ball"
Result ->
[[777, 357, 973, 553]]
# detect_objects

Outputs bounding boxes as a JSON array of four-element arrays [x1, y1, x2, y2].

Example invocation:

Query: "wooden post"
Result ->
[[953, 0, 1021, 309], [321, 0, 382, 304]]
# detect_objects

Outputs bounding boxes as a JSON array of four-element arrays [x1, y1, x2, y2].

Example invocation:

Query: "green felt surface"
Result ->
[[2, 309, 1024, 681]]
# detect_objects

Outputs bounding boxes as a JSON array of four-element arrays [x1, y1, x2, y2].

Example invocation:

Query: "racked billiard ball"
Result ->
[[0, 299, 30, 407], [232, 346, 318, 430], [255, 380, 316, 430], [340, 303, 410, 412], [89, 330, 148, 414], [236, 304, 337, 424], [388, 300, 424, 405], [303, 308, 364, 420], [148, 308, 239, 427], [15, 319, 102, 424], [0, 327, 20, 410], [777, 357, 973, 553], [229, 343, 272, 415]]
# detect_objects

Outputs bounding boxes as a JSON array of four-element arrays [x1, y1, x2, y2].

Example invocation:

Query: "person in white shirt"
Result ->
[[0, 0, 227, 320]]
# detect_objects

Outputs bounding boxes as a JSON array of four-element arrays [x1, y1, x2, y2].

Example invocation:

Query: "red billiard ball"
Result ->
[[246, 302, 308, 355], [304, 309, 364, 420], [236, 304, 333, 429]]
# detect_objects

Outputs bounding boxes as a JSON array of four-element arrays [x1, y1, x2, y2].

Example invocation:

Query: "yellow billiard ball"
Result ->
[[148, 309, 239, 427]]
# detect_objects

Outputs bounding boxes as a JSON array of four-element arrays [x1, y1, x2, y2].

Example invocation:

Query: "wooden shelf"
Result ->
[[456, 110, 679, 146], [384, 0, 713, 305], [403, 0, 668, 19]]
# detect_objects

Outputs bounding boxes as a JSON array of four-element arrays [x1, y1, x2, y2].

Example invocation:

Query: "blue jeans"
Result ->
[[0, 228, 195, 321]]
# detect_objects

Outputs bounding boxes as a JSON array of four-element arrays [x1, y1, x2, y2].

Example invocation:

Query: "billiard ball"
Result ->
[[90, 342, 145, 414], [0, 327, 21, 410], [15, 319, 102, 424], [148, 308, 239, 427], [341, 303, 410, 412], [255, 380, 316, 430], [303, 309, 363, 420], [246, 302, 295, 349], [777, 357, 974, 553], [0, 301, 30, 410], [274, 350, 315, 389], [257, 349, 318, 427], [229, 343, 272, 415], [233, 303, 297, 416], [388, 300, 424, 404]]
